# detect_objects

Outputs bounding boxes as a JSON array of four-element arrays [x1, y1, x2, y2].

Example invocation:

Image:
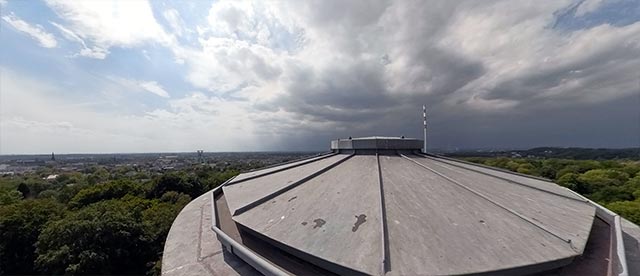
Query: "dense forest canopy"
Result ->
[[1, 151, 639, 275], [447, 147, 640, 160], [0, 163, 242, 275], [459, 157, 640, 224]]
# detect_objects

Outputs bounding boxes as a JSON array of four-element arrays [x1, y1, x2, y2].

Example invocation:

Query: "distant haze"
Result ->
[[1, 0, 639, 154]]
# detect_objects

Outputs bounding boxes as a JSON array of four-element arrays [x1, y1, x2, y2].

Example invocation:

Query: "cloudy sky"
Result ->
[[0, 0, 639, 154]]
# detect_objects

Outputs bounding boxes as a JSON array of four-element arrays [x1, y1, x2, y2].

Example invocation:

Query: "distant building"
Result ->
[[162, 137, 638, 276], [198, 150, 205, 163], [17, 159, 45, 166]]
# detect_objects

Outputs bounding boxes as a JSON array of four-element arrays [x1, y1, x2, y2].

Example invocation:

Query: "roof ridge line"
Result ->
[[416, 153, 588, 204], [225, 152, 338, 186], [399, 154, 577, 251], [376, 152, 391, 275], [232, 153, 354, 216]]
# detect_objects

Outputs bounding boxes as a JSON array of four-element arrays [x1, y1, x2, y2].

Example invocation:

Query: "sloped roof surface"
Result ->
[[380, 155, 593, 275], [234, 155, 383, 275], [221, 139, 596, 275], [223, 154, 349, 215]]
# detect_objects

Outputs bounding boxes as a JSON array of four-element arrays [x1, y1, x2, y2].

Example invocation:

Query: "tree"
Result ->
[[87, 167, 110, 185], [142, 201, 185, 256], [578, 169, 630, 191], [0, 199, 64, 275], [505, 161, 521, 172], [556, 165, 581, 179], [0, 190, 22, 205], [159, 191, 191, 205], [37, 189, 61, 200], [557, 173, 589, 194], [36, 197, 155, 275], [17, 183, 31, 198], [590, 186, 634, 203], [607, 201, 640, 225], [148, 172, 205, 198], [57, 183, 89, 204], [621, 162, 640, 177], [539, 162, 559, 179], [69, 180, 146, 209], [516, 163, 537, 175]]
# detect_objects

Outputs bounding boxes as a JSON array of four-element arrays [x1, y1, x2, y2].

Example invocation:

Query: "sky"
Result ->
[[0, 0, 639, 154]]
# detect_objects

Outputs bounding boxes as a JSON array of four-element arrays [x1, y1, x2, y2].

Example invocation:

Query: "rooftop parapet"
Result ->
[[330, 136, 422, 151]]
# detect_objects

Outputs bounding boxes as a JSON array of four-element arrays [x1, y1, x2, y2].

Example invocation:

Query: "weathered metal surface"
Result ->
[[222, 154, 349, 215], [215, 193, 243, 243], [233, 155, 383, 275], [430, 155, 584, 200], [164, 137, 635, 276], [406, 154, 596, 253], [162, 192, 259, 276], [379, 155, 580, 275], [232, 154, 353, 216], [229, 153, 333, 184]]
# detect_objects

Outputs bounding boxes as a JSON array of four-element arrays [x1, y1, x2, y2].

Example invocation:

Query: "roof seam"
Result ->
[[250, 151, 334, 172], [399, 154, 578, 252], [232, 153, 354, 216], [226, 152, 338, 186], [417, 153, 588, 204], [376, 152, 391, 275]]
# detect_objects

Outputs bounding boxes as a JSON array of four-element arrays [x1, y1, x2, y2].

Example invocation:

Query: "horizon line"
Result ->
[[1, 146, 638, 156]]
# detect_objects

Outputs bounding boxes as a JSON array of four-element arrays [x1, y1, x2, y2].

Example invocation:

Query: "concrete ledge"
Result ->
[[162, 190, 259, 276]]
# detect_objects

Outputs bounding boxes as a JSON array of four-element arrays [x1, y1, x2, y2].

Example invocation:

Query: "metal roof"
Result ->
[[216, 137, 597, 275]]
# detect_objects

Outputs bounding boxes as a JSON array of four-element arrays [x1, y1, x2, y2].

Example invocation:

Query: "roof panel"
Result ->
[[229, 153, 333, 184], [380, 155, 578, 275], [405, 155, 595, 252], [233, 155, 383, 275], [223, 154, 350, 215], [431, 156, 584, 200]]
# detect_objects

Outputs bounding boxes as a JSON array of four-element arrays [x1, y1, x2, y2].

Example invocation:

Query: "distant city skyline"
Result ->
[[1, 0, 639, 154]]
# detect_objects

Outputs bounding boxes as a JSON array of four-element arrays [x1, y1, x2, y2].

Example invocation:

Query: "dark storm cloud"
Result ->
[[428, 93, 640, 150], [275, 61, 398, 122], [256, 0, 640, 150], [6, 0, 637, 154], [483, 30, 640, 105]]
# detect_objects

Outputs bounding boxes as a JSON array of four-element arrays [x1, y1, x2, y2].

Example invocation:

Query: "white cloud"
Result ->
[[3, 1, 640, 152], [178, 0, 640, 145], [106, 76, 171, 98], [575, 0, 605, 16], [44, 0, 172, 58], [2, 14, 57, 48], [178, 37, 283, 94], [49, 21, 83, 45], [138, 81, 170, 98], [0, 67, 265, 154], [50, 21, 109, 59], [206, 1, 260, 42], [438, 1, 640, 108], [163, 9, 185, 36], [142, 49, 151, 61], [170, 0, 298, 102], [77, 46, 109, 59], [465, 95, 520, 111]]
